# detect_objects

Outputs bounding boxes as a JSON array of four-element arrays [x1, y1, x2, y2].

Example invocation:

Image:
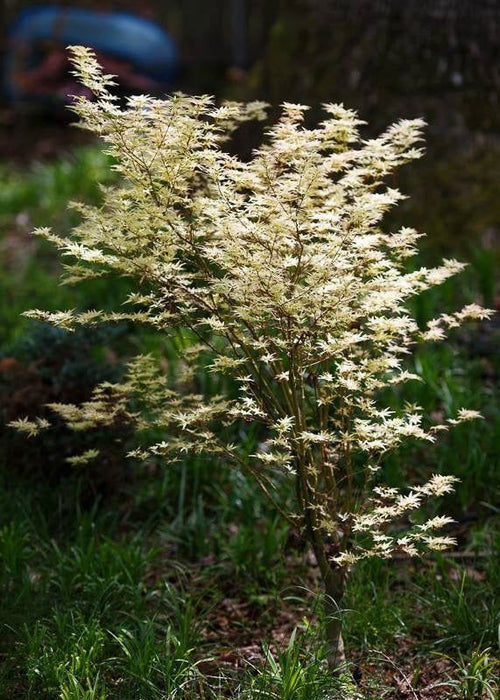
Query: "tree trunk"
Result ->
[[297, 471, 348, 671], [322, 566, 346, 670], [300, 489, 348, 670]]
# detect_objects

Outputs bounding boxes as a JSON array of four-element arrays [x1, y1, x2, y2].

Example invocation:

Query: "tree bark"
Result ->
[[304, 507, 347, 670], [322, 565, 346, 670], [296, 466, 348, 670]]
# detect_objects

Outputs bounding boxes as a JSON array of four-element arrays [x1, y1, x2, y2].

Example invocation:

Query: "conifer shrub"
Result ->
[[13, 47, 493, 667]]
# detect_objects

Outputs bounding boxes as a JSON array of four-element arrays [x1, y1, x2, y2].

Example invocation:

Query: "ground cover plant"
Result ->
[[1, 317, 498, 698], [0, 48, 498, 698]]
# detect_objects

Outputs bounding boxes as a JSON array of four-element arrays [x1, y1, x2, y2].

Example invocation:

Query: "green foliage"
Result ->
[[0, 147, 114, 226], [226, 514, 289, 588], [431, 647, 499, 700], [414, 556, 500, 650], [0, 147, 117, 345], [0, 427, 497, 697], [245, 627, 337, 699], [109, 614, 203, 698]]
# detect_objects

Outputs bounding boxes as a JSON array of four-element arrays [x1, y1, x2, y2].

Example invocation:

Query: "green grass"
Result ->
[[0, 148, 498, 698], [0, 147, 128, 346], [0, 147, 115, 226]]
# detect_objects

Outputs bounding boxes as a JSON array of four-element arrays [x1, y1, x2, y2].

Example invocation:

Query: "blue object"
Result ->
[[5, 5, 179, 99]]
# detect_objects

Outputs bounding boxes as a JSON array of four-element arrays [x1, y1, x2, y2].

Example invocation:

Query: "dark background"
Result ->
[[1, 0, 499, 254]]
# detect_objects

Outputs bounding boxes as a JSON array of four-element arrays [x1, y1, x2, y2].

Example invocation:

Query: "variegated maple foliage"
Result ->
[[13, 45, 492, 666]]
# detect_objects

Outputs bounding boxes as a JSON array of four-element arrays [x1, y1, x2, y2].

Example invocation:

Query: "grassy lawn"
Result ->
[[0, 148, 498, 699]]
